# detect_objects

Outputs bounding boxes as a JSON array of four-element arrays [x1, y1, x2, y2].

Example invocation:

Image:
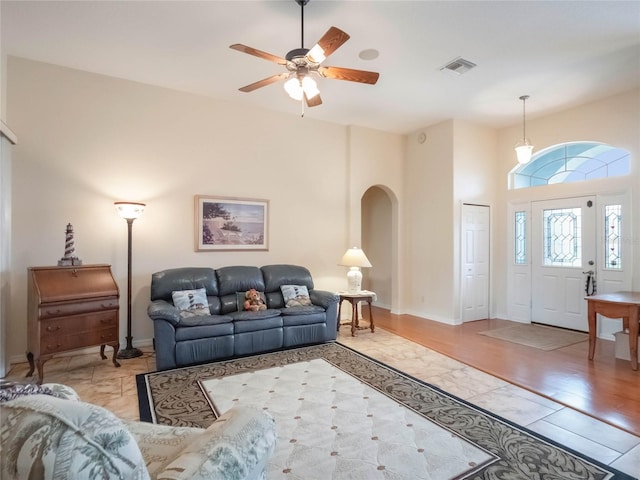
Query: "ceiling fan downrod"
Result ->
[[296, 0, 310, 48]]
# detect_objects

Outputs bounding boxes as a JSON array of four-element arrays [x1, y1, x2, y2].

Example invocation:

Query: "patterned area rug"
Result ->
[[137, 343, 632, 480], [477, 323, 588, 350]]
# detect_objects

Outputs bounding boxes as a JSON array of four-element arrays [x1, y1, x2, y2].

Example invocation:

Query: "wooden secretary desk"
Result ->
[[27, 264, 121, 383]]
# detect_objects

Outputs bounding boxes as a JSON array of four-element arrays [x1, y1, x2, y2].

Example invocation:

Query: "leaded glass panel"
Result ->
[[510, 142, 630, 190], [515, 211, 526, 265], [604, 204, 622, 269], [543, 207, 582, 267]]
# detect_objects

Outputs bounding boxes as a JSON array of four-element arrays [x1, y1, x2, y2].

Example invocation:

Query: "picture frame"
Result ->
[[194, 195, 269, 251]]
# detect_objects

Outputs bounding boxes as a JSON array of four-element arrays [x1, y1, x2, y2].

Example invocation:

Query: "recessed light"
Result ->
[[359, 49, 379, 61]]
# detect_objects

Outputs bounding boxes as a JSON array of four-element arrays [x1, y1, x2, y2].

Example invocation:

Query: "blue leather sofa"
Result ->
[[147, 264, 339, 370]]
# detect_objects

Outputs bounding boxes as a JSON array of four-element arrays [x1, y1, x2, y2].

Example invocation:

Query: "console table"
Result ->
[[585, 291, 640, 370], [337, 291, 376, 337], [26, 264, 121, 383]]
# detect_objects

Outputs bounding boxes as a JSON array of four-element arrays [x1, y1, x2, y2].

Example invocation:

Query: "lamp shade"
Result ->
[[114, 202, 145, 220], [515, 142, 534, 164], [339, 247, 372, 268]]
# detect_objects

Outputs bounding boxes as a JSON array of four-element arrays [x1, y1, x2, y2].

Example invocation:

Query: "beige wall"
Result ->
[[452, 120, 498, 321], [6, 56, 639, 364], [346, 126, 404, 312], [403, 121, 456, 321], [402, 120, 498, 324], [6, 56, 406, 362]]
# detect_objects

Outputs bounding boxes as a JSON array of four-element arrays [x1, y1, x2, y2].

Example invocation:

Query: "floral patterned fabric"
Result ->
[[1, 394, 149, 480], [1, 384, 277, 480]]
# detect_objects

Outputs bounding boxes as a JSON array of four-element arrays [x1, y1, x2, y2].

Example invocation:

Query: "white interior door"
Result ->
[[531, 196, 596, 331], [461, 204, 490, 322]]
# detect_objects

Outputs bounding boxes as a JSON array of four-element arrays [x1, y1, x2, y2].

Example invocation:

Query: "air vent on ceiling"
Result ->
[[440, 57, 477, 75]]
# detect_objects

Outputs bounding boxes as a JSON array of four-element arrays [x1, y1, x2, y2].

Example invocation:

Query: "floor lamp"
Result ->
[[114, 201, 145, 359]]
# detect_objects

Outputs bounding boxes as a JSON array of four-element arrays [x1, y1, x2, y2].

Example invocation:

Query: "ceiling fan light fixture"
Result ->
[[514, 95, 534, 164], [302, 76, 320, 99], [284, 77, 304, 100], [307, 44, 326, 63], [284, 75, 319, 101]]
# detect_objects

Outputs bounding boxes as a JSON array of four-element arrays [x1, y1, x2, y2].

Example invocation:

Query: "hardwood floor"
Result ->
[[369, 306, 640, 436]]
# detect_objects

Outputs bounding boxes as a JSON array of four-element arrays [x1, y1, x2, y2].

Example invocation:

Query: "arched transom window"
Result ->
[[510, 142, 630, 190]]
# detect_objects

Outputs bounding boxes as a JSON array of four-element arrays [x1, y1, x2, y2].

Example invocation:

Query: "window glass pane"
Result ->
[[510, 143, 630, 190], [604, 204, 622, 269], [515, 211, 526, 265], [543, 207, 582, 267]]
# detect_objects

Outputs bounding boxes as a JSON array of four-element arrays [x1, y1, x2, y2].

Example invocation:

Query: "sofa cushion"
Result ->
[[280, 305, 325, 316], [151, 268, 219, 302], [175, 321, 234, 342], [281, 309, 326, 326], [155, 406, 276, 480], [281, 284, 313, 307], [232, 314, 283, 333], [124, 421, 204, 478], [262, 264, 314, 293], [1, 394, 149, 480], [172, 288, 211, 318], [216, 266, 265, 296]]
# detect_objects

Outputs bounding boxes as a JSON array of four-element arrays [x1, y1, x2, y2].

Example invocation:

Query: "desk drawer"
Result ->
[[41, 311, 117, 338], [39, 298, 119, 320], [40, 327, 118, 354]]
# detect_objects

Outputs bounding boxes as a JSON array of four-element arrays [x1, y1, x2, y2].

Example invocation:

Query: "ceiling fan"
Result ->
[[229, 0, 379, 109]]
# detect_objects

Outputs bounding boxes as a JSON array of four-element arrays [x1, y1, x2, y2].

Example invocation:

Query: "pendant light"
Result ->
[[514, 95, 534, 164]]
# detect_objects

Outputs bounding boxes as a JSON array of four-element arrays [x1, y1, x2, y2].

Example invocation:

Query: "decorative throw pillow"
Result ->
[[280, 285, 312, 307], [172, 288, 211, 318]]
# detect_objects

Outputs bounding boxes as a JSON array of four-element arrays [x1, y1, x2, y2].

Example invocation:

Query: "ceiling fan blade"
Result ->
[[238, 73, 289, 93], [306, 27, 350, 63], [305, 93, 323, 108], [229, 44, 287, 65], [318, 66, 380, 85]]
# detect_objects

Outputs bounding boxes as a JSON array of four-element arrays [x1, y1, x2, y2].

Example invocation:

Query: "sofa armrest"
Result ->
[[156, 406, 277, 480], [148, 299, 182, 326], [310, 289, 339, 309], [42, 383, 81, 401]]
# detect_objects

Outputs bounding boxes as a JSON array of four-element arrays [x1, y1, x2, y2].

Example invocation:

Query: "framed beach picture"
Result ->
[[195, 195, 269, 251]]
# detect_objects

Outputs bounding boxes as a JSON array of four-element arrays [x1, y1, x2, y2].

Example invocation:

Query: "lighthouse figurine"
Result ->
[[58, 223, 83, 266]]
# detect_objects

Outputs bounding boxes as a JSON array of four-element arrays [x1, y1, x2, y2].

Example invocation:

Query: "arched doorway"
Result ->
[[361, 186, 395, 310]]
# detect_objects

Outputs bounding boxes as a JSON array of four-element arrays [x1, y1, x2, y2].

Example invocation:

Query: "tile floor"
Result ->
[[4, 328, 639, 478]]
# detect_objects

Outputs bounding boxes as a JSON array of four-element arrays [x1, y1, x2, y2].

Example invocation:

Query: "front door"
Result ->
[[531, 196, 596, 331]]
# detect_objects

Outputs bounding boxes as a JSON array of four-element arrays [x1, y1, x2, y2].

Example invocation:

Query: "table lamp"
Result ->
[[339, 247, 372, 293]]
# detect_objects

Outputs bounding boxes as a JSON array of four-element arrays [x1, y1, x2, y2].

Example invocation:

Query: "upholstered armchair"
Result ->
[[0, 384, 277, 480]]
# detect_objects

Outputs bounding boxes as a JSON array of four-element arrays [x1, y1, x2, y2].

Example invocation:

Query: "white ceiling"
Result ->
[[2, 0, 639, 134]]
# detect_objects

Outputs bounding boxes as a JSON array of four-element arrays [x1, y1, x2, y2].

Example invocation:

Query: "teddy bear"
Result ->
[[244, 288, 267, 312]]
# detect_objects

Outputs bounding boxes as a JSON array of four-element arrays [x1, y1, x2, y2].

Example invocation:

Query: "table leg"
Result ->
[[337, 299, 343, 331], [351, 301, 358, 337], [587, 301, 597, 361], [629, 307, 639, 371], [367, 300, 375, 333], [111, 343, 121, 368]]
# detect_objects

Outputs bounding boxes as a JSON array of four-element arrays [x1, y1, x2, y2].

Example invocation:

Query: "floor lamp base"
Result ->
[[117, 347, 143, 359]]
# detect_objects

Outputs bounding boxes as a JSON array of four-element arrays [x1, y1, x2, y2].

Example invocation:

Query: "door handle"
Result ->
[[583, 270, 596, 296]]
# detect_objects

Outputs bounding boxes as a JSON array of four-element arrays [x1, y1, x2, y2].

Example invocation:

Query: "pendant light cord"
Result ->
[[520, 95, 529, 140]]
